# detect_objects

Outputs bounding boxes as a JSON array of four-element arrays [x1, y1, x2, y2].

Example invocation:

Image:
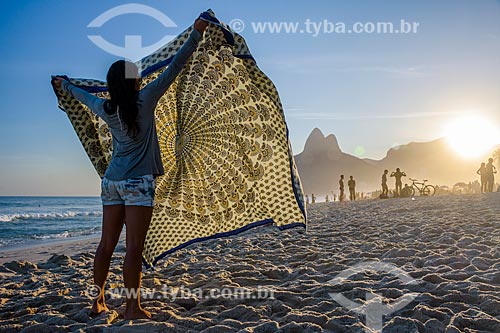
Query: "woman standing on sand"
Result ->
[[53, 18, 208, 320]]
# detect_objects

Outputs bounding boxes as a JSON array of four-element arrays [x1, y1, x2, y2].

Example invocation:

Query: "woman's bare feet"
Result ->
[[124, 306, 152, 320], [90, 296, 109, 315]]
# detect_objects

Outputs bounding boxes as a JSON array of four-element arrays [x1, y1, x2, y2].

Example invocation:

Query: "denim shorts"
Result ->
[[101, 175, 156, 207]]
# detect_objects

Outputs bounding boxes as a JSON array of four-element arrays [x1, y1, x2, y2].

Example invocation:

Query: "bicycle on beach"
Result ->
[[407, 178, 436, 197]]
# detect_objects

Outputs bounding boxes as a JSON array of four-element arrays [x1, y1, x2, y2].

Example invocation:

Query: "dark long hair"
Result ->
[[106, 60, 139, 137]]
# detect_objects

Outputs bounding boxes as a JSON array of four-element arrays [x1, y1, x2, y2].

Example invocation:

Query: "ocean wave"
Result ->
[[0, 211, 103, 222], [31, 230, 72, 240], [0, 228, 101, 248], [30, 228, 100, 240]]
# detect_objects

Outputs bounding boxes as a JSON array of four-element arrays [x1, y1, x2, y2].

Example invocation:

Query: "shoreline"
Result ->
[[0, 232, 117, 266]]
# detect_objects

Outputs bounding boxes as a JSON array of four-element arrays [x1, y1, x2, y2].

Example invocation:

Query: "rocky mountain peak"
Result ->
[[302, 128, 342, 159]]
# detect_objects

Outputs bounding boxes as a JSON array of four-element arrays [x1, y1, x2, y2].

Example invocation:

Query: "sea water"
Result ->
[[0, 196, 102, 248]]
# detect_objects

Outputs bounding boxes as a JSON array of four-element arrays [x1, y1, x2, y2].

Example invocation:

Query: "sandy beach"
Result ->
[[0, 193, 499, 332]]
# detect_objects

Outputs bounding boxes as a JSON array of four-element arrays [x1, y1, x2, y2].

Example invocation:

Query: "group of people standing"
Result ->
[[477, 158, 497, 193], [337, 169, 405, 202], [381, 168, 407, 198], [338, 175, 357, 201]]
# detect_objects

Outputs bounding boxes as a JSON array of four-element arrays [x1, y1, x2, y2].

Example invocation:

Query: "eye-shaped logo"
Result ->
[[87, 3, 177, 61], [327, 261, 419, 333]]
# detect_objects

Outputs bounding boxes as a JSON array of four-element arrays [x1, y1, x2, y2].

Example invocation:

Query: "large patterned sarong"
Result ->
[[52, 11, 307, 268]]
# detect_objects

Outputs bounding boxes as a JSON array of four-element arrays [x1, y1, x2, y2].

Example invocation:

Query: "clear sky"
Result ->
[[0, 0, 499, 195]]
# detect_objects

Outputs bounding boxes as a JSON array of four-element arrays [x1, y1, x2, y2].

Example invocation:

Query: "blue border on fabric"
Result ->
[[286, 126, 307, 220], [278, 222, 306, 231], [80, 86, 108, 93], [199, 11, 235, 46], [140, 57, 173, 77], [142, 218, 306, 269]]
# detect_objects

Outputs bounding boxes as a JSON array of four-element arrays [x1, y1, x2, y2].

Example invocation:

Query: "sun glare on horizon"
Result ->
[[444, 115, 500, 159]]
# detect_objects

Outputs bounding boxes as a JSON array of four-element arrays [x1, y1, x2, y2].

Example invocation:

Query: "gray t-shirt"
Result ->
[[62, 30, 201, 181]]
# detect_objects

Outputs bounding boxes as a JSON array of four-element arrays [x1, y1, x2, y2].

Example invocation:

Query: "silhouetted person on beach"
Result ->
[[401, 184, 412, 197], [477, 162, 487, 193], [390, 168, 406, 197], [339, 175, 345, 202], [311, 194, 316, 204], [485, 158, 497, 192], [381, 170, 389, 198], [348, 176, 356, 201], [53, 18, 208, 320]]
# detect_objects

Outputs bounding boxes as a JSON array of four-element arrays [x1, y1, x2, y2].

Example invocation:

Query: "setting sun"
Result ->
[[445, 115, 500, 159]]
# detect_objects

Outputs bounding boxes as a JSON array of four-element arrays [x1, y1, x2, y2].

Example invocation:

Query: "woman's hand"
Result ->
[[53, 76, 65, 90], [194, 18, 208, 34]]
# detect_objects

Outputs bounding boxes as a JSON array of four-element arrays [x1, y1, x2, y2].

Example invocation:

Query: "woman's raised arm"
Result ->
[[141, 18, 208, 103], [53, 77, 106, 119]]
